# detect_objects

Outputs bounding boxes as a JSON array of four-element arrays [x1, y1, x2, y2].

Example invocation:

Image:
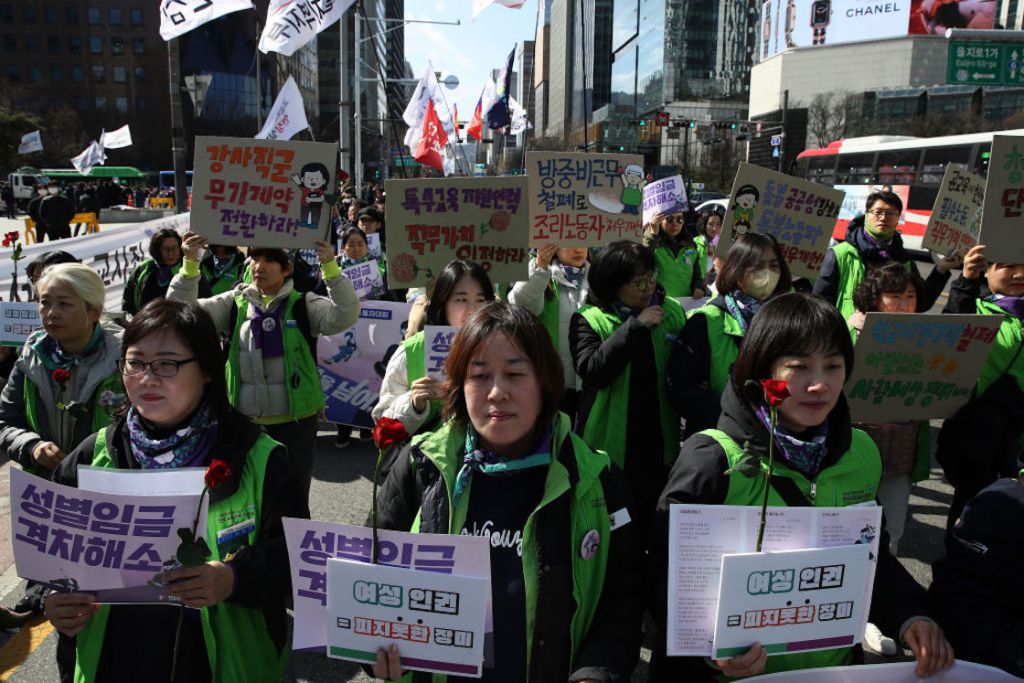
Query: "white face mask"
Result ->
[[743, 268, 780, 300]]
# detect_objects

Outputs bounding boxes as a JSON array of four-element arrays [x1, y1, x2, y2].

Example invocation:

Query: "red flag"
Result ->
[[467, 94, 483, 141], [453, 103, 461, 142], [414, 98, 449, 173]]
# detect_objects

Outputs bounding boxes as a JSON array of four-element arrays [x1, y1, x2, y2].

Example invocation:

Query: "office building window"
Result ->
[[130, 7, 142, 26], [73, 95, 86, 111], [91, 64, 104, 82], [50, 65, 63, 81], [25, 35, 37, 52], [0, 5, 11, 23], [4, 63, 18, 81], [87, 7, 100, 24], [115, 96, 127, 113], [95, 96, 107, 112], [136, 96, 148, 112], [133, 65, 146, 83], [113, 65, 126, 82], [111, 36, 124, 54], [47, 35, 59, 53], [71, 64, 83, 81], [90, 36, 102, 54], [28, 65, 41, 82], [1, 34, 12, 52], [108, 7, 121, 25], [68, 35, 82, 53], [43, 5, 57, 23], [21, 4, 34, 22], [66, 4, 79, 24], [132, 37, 143, 54]]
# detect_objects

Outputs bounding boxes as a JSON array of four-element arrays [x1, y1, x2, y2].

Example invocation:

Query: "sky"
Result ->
[[402, 0, 539, 126]]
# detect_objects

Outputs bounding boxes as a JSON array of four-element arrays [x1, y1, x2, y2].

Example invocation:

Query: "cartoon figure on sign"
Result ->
[[730, 184, 760, 239], [289, 162, 331, 229], [325, 330, 359, 364], [619, 164, 646, 215]]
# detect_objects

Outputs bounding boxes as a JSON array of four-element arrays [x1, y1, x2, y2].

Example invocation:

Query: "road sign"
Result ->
[[770, 135, 782, 147], [655, 112, 670, 127], [947, 41, 1024, 86]]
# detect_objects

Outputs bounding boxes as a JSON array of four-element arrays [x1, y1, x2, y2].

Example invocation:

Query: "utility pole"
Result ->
[[255, 21, 263, 133], [167, 38, 187, 214], [339, 15, 350, 177], [354, 7, 363, 191], [779, 89, 788, 173]]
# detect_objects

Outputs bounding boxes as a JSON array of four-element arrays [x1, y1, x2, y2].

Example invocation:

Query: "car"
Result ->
[[694, 198, 728, 215]]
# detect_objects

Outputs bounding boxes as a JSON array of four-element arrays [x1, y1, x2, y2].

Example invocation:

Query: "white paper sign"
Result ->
[[342, 259, 384, 300], [366, 233, 382, 260], [713, 545, 871, 660], [424, 325, 458, 381], [642, 175, 688, 225], [746, 660, 1024, 682], [327, 559, 488, 677], [78, 467, 206, 497], [667, 504, 882, 657], [0, 302, 41, 346]]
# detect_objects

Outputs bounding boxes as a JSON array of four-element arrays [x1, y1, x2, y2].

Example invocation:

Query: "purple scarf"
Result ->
[[755, 404, 830, 480], [987, 294, 1024, 320], [862, 229, 893, 261], [250, 300, 286, 358]]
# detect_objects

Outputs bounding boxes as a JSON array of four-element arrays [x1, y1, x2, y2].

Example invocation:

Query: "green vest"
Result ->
[[975, 298, 1024, 396], [74, 429, 287, 683], [225, 291, 324, 419], [408, 415, 610, 682], [654, 236, 707, 298], [694, 303, 744, 397], [705, 426, 881, 676], [201, 256, 244, 296], [401, 330, 442, 423], [579, 298, 685, 467], [130, 260, 182, 313]]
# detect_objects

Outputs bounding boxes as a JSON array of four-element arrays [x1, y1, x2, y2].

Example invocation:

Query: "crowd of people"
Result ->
[[0, 182, 1021, 683]]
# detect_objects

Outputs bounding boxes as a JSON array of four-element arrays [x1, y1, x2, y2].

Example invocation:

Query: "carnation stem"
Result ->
[[370, 448, 384, 564], [755, 406, 777, 553]]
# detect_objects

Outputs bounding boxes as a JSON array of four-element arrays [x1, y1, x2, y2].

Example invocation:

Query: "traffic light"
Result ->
[[618, 145, 625, 151], [639, 119, 647, 127], [689, 121, 696, 129], [730, 122, 738, 129]]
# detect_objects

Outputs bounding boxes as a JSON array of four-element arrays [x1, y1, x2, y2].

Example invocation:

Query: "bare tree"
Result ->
[[806, 91, 853, 148]]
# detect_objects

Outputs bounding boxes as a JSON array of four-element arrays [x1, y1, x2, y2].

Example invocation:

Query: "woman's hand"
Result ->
[[163, 561, 235, 609], [409, 376, 442, 413], [181, 231, 208, 262], [903, 618, 954, 678], [636, 305, 664, 328], [962, 244, 986, 280], [373, 644, 404, 680], [45, 592, 101, 637], [32, 441, 66, 470], [314, 240, 336, 265], [535, 242, 559, 270], [715, 643, 767, 678]]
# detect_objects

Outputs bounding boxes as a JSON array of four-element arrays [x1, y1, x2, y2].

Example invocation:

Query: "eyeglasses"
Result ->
[[868, 209, 899, 220], [664, 215, 684, 224], [118, 358, 197, 378], [628, 272, 658, 291]]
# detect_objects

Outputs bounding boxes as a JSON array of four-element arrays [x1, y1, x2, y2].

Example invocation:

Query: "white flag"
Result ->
[[184, 74, 214, 117], [508, 96, 532, 135], [17, 130, 42, 155], [472, 0, 527, 20], [260, 0, 355, 56], [402, 64, 456, 149], [255, 76, 310, 140], [71, 141, 107, 176], [100, 124, 133, 149], [160, 0, 254, 41]]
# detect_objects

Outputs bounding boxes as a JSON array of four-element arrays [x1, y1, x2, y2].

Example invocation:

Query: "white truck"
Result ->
[[6, 168, 49, 210]]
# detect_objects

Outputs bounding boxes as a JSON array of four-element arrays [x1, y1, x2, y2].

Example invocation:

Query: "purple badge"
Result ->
[[580, 529, 600, 560]]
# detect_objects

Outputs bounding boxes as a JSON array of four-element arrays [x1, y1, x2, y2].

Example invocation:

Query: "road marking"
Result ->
[[0, 616, 53, 681]]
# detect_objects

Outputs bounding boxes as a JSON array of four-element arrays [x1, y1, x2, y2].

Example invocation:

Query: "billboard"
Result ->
[[760, 0, 995, 59]]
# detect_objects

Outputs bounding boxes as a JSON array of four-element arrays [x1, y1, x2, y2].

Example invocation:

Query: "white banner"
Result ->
[[100, 124, 133, 150], [18, 130, 42, 155], [255, 76, 310, 141], [160, 0, 254, 41], [70, 141, 106, 176], [403, 64, 457, 148], [259, 0, 355, 56], [747, 660, 1023, 682]]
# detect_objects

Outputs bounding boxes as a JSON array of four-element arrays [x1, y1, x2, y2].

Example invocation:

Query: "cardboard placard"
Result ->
[[845, 313, 1001, 422], [384, 176, 529, 288], [424, 325, 459, 382], [642, 174, 688, 225], [526, 152, 646, 247], [978, 134, 1024, 264], [342, 259, 385, 300], [719, 163, 844, 278], [192, 135, 337, 248], [921, 164, 985, 256], [0, 302, 41, 346]]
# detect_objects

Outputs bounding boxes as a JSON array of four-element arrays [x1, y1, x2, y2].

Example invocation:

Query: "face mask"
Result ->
[[743, 268, 780, 300]]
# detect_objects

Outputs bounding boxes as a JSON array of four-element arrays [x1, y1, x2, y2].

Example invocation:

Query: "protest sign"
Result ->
[[424, 325, 459, 381], [0, 302, 41, 346], [642, 174, 688, 225], [667, 504, 882, 657], [922, 164, 985, 255], [384, 177, 529, 288], [979, 134, 1024, 264], [367, 233, 382, 260], [11, 467, 205, 604], [342, 259, 385, 300], [327, 559, 488, 677], [526, 152, 646, 247], [317, 301, 412, 429], [284, 518, 491, 652], [192, 135, 337, 249], [713, 545, 871, 660], [719, 163, 844, 278], [78, 467, 206, 497], [845, 313, 1001, 422], [746, 660, 1024, 682]]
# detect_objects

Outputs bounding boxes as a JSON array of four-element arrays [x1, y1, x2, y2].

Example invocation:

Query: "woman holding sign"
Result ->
[[644, 209, 707, 299], [649, 292, 953, 681], [374, 301, 641, 682], [44, 299, 305, 683]]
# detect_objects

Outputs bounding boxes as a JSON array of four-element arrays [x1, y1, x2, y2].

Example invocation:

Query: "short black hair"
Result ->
[[148, 229, 182, 261], [248, 247, 291, 272], [341, 226, 368, 247], [27, 250, 79, 281], [714, 233, 792, 297], [853, 262, 926, 313], [733, 292, 855, 387], [865, 189, 903, 214], [425, 260, 495, 325], [585, 240, 656, 309]]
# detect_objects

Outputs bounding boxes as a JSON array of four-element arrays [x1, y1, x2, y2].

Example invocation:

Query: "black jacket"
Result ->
[[646, 377, 930, 681], [55, 408, 308, 681], [812, 216, 949, 310], [929, 478, 1024, 678], [40, 194, 76, 229]]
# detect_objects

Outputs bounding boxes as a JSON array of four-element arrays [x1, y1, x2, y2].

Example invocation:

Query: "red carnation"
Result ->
[[51, 368, 71, 386], [760, 379, 790, 407], [204, 459, 231, 489], [6, 231, 18, 241], [391, 253, 418, 284], [373, 417, 409, 451], [2, 238, 10, 248], [489, 210, 511, 232]]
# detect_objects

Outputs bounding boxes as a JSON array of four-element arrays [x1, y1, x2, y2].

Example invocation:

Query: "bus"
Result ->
[[159, 170, 194, 191], [795, 128, 1024, 252]]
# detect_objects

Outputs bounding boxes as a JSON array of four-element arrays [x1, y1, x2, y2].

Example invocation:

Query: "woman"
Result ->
[[649, 292, 954, 681], [374, 301, 641, 682], [123, 229, 186, 317], [570, 241, 686, 521], [338, 227, 388, 300], [697, 208, 724, 290], [644, 210, 707, 299], [848, 263, 930, 555], [668, 233, 792, 435], [373, 260, 495, 436], [44, 299, 305, 683], [169, 233, 360, 509], [199, 245, 245, 296], [508, 243, 590, 417]]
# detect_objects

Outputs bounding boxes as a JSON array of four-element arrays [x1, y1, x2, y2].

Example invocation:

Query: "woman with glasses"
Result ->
[[43, 299, 305, 683], [570, 241, 686, 525], [668, 233, 792, 435], [813, 190, 956, 318], [644, 209, 707, 299]]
